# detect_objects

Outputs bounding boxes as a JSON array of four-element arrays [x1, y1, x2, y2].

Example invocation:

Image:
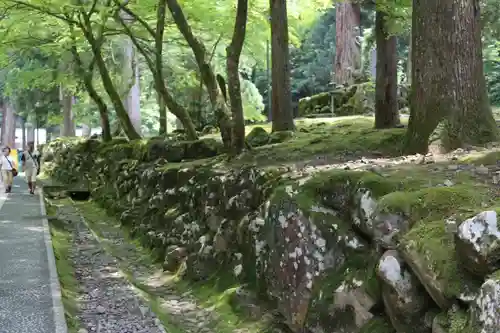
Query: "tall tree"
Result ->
[[334, 1, 361, 85], [227, 0, 249, 154], [69, 27, 112, 142], [1, 99, 16, 147], [60, 86, 76, 136], [166, 0, 233, 148], [120, 11, 142, 135], [374, 9, 399, 128], [270, 0, 295, 132], [405, 0, 498, 153], [115, 0, 198, 140]]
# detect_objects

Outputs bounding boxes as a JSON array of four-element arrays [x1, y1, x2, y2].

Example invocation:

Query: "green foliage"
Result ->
[[0, 0, 499, 138], [485, 41, 500, 106]]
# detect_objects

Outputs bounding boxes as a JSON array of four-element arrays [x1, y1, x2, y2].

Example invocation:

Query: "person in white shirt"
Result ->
[[21, 141, 41, 195], [0, 146, 16, 193]]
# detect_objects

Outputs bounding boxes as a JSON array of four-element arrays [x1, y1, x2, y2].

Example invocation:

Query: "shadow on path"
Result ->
[[0, 176, 67, 333]]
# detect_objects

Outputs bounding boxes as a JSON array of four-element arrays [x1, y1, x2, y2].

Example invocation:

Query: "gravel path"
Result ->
[[55, 205, 167, 333], [67, 204, 221, 333]]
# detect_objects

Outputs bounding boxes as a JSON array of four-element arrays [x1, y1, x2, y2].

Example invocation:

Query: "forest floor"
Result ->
[[47, 116, 500, 333]]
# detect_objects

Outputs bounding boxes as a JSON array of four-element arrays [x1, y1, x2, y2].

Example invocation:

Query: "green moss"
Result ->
[[378, 184, 489, 224], [99, 140, 147, 161], [306, 169, 366, 190], [488, 269, 500, 281], [307, 249, 381, 331], [435, 309, 476, 333], [448, 310, 471, 333], [46, 198, 81, 333], [401, 216, 482, 300], [356, 172, 417, 197], [268, 130, 294, 144], [234, 117, 405, 166], [359, 317, 395, 333], [298, 92, 330, 116], [387, 183, 492, 300], [153, 157, 225, 178], [246, 126, 270, 147], [460, 150, 500, 166]]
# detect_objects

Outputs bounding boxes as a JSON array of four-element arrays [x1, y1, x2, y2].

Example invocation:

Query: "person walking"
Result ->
[[21, 141, 40, 195], [0, 147, 16, 193]]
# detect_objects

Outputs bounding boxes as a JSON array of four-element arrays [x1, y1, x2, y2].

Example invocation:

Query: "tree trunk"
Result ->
[[26, 122, 35, 143], [122, 36, 142, 135], [80, 16, 140, 140], [406, 33, 412, 85], [2, 101, 16, 148], [166, 0, 232, 148], [0, 101, 5, 144], [226, 0, 249, 154], [405, 0, 498, 153], [81, 124, 92, 137], [334, 1, 361, 85], [117, 1, 198, 140], [270, 0, 295, 132], [60, 86, 76, 136], [370, 47, 377, 79], [374, 10, 399, 129], [158, 92, 167, 135], [21, 118, 26, 148], [70, 27, 113, 142], [157, 81, 198, 140]]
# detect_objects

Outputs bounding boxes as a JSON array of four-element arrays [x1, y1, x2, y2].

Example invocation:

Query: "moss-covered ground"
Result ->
[[45, 197, 81, 333], [206, 116, 407, 166]]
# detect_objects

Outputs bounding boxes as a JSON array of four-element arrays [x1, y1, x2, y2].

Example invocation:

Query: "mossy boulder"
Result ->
[[432, 308, 473, 333], [359, 317, 395, 333], [184, 138, 222, 159], [336, 82, 375, 116], [201, 125, 218, 134], [298, 92, 331, 117], [469, 270, 500, 332], [269, 130, 294, 144], [377, 250, 430, 332], [298, 83, 376, 117], [252, 178, 378, 332], [298, 83, 411, 118], [455, 210, 500, 278], [246, 127, 270, 147]]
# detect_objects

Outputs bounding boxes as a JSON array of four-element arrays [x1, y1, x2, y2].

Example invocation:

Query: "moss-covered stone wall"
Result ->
[[43, 137, 500, 333], [298, 83, 409, 118]]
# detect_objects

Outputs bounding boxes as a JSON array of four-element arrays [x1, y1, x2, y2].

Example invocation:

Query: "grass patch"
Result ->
[[45, 198, 81, 333], [71, 199, 273, 333]]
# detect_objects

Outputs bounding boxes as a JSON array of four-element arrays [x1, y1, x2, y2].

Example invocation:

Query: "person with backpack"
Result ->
[[21, 141, 40, 195], [0, 146, 17, 193]]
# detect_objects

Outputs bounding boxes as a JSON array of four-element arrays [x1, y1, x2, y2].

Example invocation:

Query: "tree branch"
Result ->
[[113, 0, 156, 37], [2, 0, 79, 24]]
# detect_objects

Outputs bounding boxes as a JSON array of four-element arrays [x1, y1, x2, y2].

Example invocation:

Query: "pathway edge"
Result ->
[[38, 190, 69, 333]]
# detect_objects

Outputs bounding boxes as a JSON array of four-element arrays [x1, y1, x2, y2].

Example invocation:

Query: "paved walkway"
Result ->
[[0, 176, 67, 332]]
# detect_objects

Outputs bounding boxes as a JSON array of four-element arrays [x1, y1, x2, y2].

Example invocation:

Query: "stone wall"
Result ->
[[298, 83, 409, 118], [43, 137, 500, 333]]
